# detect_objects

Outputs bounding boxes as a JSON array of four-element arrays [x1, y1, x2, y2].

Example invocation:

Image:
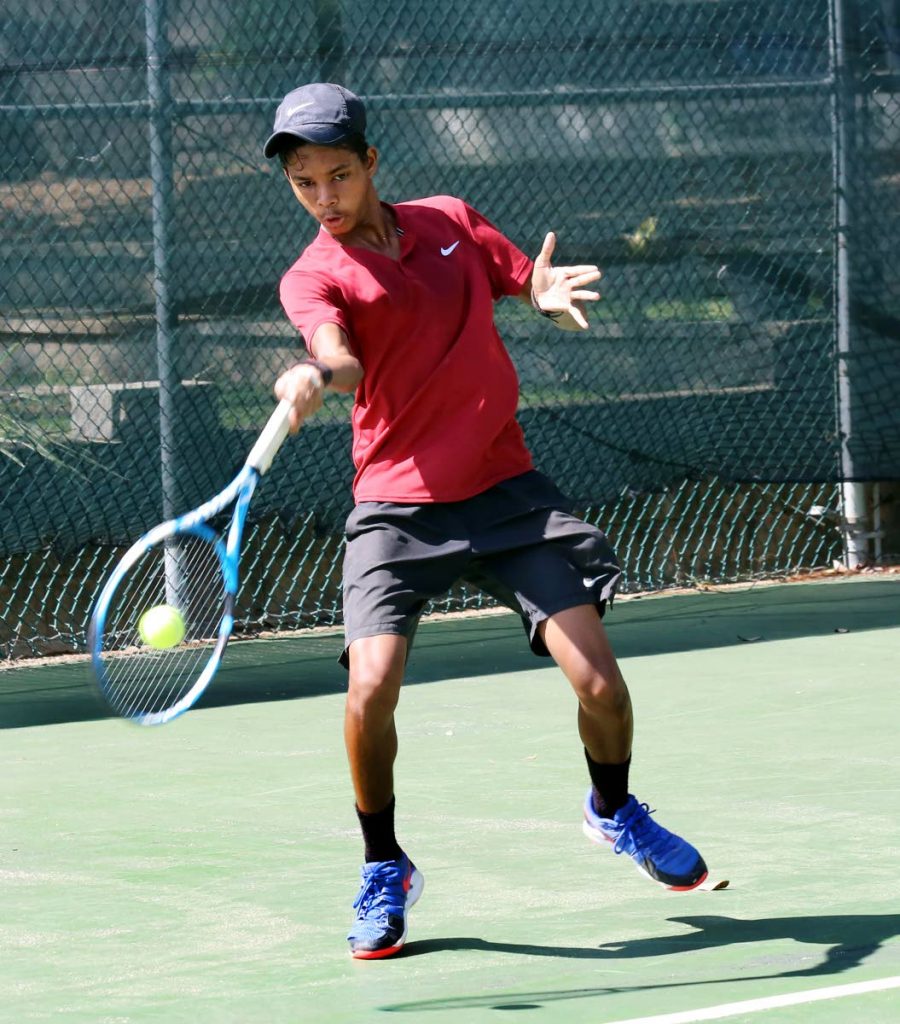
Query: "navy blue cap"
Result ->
[[264, 83, 367, 158]]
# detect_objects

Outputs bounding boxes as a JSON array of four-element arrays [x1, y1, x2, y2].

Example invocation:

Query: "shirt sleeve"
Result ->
[[279, 265, 349, 355], [460, 201, 534, 300]]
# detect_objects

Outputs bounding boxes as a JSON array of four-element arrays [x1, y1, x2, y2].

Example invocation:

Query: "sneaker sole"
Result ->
[[350, 868, 425, 960], [582, 819, 709, 892]]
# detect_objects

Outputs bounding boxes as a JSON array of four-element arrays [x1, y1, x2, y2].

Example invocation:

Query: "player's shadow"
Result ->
[[585, 912, 900, 977], [383, 913, 900, 1014], [403, 912, 900, 977]]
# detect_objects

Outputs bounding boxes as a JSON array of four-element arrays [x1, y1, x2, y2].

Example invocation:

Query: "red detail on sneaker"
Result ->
[[666, 870, 709, 892], [402, 861, 413, 893], [351, 942, 404, 960]]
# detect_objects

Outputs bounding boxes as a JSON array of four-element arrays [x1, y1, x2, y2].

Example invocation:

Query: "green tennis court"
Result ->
[[2, 577, 899, 1024]]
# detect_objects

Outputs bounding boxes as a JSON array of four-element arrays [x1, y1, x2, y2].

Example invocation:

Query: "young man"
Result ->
[[264, 83, 708, 959]]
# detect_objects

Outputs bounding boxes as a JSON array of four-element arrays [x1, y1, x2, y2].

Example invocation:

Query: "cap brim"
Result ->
[[263, 124, 351, 158]]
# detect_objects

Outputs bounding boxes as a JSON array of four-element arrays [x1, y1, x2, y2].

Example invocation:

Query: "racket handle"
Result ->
[[245, 399, 294, 475]]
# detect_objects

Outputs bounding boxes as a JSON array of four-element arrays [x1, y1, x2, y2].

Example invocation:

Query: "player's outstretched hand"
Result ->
[[531, 231, 602, 330], [274, 363, 326, 432]]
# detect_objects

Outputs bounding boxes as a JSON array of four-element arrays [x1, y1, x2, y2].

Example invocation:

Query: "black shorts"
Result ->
[[340, 470, 622, 666]]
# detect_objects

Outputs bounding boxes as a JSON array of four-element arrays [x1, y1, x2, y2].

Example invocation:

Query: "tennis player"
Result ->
[[264, 83, 709, 959]]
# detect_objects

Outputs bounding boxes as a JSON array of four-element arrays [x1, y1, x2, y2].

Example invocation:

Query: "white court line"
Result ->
[[602, 976, 900, 1024]]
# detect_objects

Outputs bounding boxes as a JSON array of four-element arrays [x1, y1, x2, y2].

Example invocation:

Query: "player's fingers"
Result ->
[[565, 268, 602, 285], [273, 374, 293, 404], [535, 230, 556, 266], [292, 364, 326, 397], [275, 365, 324, 429], [570, 289, 601, 302], [569, 303, 589, 329]]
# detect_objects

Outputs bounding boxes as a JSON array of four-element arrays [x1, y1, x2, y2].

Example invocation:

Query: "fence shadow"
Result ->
[[1, 578, 897, 729]]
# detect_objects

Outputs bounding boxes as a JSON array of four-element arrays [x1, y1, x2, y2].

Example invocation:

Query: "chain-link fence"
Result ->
[[2, 0, 898, 658]]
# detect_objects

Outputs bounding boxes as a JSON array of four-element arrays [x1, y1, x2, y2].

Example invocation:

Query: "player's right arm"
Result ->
[[305, 322, 363, 395], [274, 322, 364, 432]]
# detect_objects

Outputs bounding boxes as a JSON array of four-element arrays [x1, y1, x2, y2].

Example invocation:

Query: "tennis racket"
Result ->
[[88, 399, 294, 726]]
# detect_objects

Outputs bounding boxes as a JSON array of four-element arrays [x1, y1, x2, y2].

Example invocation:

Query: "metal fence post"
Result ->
[[830, 0, 869, 568], [145, 0, 185, 601]]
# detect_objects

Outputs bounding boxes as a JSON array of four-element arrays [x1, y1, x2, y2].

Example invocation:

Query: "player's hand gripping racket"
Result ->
[[88, 399, 294, 726]]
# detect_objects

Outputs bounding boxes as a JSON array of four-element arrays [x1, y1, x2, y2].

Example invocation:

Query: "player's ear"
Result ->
[[365, 146, 379, 176]]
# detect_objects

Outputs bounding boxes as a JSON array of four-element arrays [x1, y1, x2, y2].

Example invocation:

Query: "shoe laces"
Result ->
[[353, 862, 405, 919], [613, 802, 679, 859]]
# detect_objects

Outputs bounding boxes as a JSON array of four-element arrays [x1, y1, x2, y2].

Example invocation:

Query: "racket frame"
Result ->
[[88, 400, 292, 725]]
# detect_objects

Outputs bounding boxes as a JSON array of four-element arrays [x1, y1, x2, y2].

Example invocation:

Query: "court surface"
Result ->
[[1, 577, 898, 1024]]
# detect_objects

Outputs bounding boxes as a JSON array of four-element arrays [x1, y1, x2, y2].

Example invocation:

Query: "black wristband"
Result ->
[[531, 288, 563, 321], [304, 359, 333, 386]]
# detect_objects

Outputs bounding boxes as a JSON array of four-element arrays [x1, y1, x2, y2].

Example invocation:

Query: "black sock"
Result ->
[[584, 749, 631, 818], [356, 796, 403, 863]]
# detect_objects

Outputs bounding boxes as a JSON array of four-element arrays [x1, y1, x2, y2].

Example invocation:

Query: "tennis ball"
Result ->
[[138, 604, 186, 649]]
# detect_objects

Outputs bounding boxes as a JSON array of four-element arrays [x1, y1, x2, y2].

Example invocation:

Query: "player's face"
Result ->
[[282, 144, 378, 237]]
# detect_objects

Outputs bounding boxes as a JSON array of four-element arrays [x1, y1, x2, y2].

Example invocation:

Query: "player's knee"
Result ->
[[347, 663, 402, 721], [346, 635, 405, 716], [575, 670, 630, 719]]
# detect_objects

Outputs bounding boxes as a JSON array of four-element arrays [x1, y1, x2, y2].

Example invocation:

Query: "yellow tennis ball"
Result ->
[[138, 604, 185, 649]]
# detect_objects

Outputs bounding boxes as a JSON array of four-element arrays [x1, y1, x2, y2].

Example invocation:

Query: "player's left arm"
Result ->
[[518, 231, 602, 331]]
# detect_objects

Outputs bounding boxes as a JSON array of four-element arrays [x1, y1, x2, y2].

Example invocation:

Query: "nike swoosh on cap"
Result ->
[[440, 241, 460, 256], [285, 101, 315, 117]]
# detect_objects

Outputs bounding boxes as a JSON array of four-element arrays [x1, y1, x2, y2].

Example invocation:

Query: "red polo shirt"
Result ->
[[279, 195, 535, 503]]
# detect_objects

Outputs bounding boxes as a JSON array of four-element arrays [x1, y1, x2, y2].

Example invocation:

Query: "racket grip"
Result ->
[[245, 399, 294, 474]]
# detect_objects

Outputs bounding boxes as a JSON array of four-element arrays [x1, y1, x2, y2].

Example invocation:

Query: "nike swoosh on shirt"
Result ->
[[440, 241, 460, 256]]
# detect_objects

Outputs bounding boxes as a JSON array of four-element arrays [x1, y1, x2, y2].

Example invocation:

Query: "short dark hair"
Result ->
[[277, 132, 370, 170]]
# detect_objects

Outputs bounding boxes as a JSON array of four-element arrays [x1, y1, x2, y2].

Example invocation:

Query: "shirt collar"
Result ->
[[311, 201, 413, 257]]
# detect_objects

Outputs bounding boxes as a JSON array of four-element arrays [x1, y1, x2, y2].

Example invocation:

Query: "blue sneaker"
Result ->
[[347, 853, 424, 959], [582, 792, 708, 891]]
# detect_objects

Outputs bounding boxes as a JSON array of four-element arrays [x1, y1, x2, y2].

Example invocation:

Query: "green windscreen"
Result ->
[[2, 1, 898, 657]]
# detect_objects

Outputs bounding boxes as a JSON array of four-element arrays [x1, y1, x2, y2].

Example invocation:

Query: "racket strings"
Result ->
[[98, 535, 227, 717]]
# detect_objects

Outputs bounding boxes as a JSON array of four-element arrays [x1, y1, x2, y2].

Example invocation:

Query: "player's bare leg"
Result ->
[[345, 633, 405, 812], [344, 634, 423, 958], [541, 604, 710, 892], [538, 605, 633, 764]]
